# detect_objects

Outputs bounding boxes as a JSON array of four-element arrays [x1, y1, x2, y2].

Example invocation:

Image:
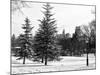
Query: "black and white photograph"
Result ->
[[11, 0, 96, 74]]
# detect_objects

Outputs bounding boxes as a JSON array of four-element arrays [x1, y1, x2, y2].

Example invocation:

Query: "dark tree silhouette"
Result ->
[[11, 34, 16, 48], [13, 18, 33, 64], [34, 3, 60, 65], [81, 21, 96, 66]]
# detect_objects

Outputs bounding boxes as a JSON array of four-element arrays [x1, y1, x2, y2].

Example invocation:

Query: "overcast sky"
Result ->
[[12, 1, 95, 37]]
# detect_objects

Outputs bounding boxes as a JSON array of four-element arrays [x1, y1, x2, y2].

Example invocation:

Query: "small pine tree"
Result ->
[[11, 34, 17, 55], [34, 3, 60, 65], [11, 34, 16, 48], [14, 18, 33, 64]]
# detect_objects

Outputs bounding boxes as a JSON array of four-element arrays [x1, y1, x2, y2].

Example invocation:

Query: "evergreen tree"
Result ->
[[34, 3, 60, 65], [71, 26, 84, 56], [11, 34, 16, 48], [14, 18, 33, 64], [57, 32, 67, 56], [11, 34, 17, 55]]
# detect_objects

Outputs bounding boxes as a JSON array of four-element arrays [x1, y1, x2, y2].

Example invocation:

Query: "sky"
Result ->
[[12, 1, 95, 37]]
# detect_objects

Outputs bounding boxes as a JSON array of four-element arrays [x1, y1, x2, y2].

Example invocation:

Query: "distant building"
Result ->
[[56, 29, 71, 39]]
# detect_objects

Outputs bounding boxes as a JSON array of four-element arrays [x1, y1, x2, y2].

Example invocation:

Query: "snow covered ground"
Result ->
[[11, 54, 96, 75]]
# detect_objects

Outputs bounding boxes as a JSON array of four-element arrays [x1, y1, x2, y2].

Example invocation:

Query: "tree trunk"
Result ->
[[41, 57, 44, 63], [44, 55, 47, 65], [23, 56, 25, 64], [86, 52, 89, 66], [86, 42, 89, 66]]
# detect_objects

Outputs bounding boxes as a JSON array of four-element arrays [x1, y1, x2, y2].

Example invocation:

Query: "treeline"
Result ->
[[56, 23, 96, 56], [11, 3, 96, 65]]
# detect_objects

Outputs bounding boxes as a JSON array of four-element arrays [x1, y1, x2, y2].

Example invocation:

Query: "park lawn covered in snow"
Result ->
[[11, 54, 96, 74]]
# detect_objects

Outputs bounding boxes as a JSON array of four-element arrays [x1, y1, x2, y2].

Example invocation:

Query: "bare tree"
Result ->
[[11, 0, 30, 15]]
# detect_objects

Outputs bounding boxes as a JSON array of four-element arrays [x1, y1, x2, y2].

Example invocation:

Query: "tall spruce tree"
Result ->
[[14, 18, 33, 64], [34, 3, 60, 65]]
